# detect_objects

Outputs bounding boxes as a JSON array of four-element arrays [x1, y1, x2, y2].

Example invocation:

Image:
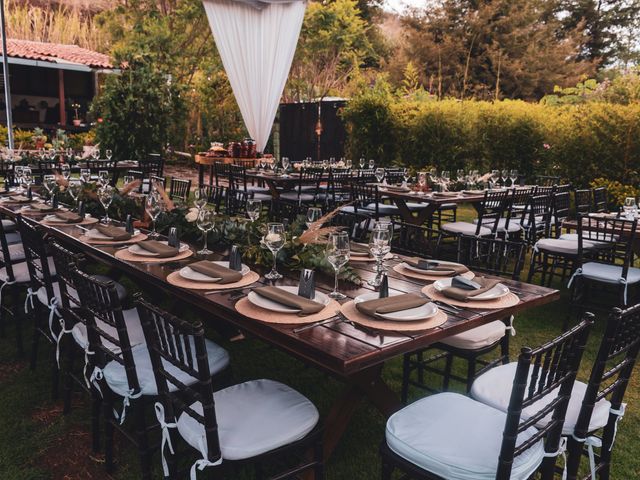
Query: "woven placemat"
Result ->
[[166, 270, 260, 290], [349, 252, 394, 263], [78, 232, 148, 246], [393, 264, 475, 282], [42, 217, 99, 227], [422, 284, 520, 309], [235, 297, 341, 325], [114, 248, 193, 263], [340, 300, 448, 332]]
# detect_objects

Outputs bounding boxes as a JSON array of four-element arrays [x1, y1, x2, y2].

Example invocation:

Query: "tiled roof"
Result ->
[[5, 38, 113, 69]]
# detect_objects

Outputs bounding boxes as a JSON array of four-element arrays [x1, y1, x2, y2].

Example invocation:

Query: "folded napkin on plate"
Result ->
[[442, 276, 500, 302], [405, 258, 469, 275], [356, 293, 428, 319], [29, 203, 57, 212], [188, 261, 242, 284], [95, 224, 132, 241], [53, 211, 83, 223], [385, 185, 411, 192], [8, 195, 31, 203], [136, 240, 179, 258], [254, 286, 324, 314], [350, 243, 372, 257]]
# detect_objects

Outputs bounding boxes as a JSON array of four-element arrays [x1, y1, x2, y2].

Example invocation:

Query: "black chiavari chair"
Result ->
[[330, 212, 371, 243], [323, 169, 353, 209], [593, 186, 607, 212], [37, 160, 58, 184], [574, 188, 592, 215], [279, 168, 321, 206], [401, 235, 525, 401], [536, 175, 560, 187], [168, 177, 192, 203], [141, 153, 164, 177], [269, 198, 305, 225], [213, 161, 231, 187], [535, 185, 556, 196], [72, 270, 230, 479], [225, 189, 252, 216], [346, 183, 399, 220], [136, 297, 323, 479], [519, 194, 554, 246], [386, 318, 593, 480], [199, 184, 227, 213], [390, 221, 440, 258]]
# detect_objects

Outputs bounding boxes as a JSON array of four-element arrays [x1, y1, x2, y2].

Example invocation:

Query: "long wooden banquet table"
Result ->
[[0, 202, 560, 460]]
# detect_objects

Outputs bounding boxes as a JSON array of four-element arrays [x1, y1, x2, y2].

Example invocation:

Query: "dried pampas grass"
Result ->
[[298, 203, 351, 245]]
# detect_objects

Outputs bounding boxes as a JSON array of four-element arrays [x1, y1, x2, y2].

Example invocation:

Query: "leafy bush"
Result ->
[[341, 92, 640, 187], [590, 178, 639, 209]]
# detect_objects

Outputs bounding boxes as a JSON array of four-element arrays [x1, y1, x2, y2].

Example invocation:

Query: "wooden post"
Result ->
[[58, 69, 66, 126]]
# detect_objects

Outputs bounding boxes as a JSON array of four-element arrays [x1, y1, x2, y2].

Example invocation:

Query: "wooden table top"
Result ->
[[378, 187, 486, 205], [0, 201, 560, 378]]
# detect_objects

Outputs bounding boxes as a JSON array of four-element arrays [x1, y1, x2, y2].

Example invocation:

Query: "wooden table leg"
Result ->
[[393, 198, 438, 226], [198, 164, 204, 186]]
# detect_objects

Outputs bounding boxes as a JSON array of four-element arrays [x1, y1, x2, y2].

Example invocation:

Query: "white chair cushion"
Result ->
[[441, 222, 491, 236], [340, 205, 372, 216], [279, 192, 315, 202], [71, 307, 147, 353], [438, 203, 457, 210], [580, 262, 640, 285], [439, 320, 506, 350], [252, 193, 272, 202], [0, 257, 56, 284], [535, 238, 580, 255], [6, 232, 21, 245], [386, 392, 544, 480], [102, 339, 229, 397], [247, 186, 270, 195], [365, 203, 400, 215], [0, 243, 25, 263], [177, 379, 319, 461], [559, 233, 614, 249], [470, 362, 611, 435], [405, 202, 430, 211], [475, 217, 522, 233], [2, 219, 16, 232]]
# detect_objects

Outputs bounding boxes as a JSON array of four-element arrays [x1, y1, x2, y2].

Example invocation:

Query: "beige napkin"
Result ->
[[188, 261, 242, 284], [53, 211, 82, 223], [356, 293, 428, 319], [136, 240, 179, 258], [95, 224, 132, 241], [442, 276, 500, 302], [351, 243, 372, 257], [8, 195, 31, 203], [29, 203, 57, 212], [254, 286, 324, 314], [405, 258, 469, 276]]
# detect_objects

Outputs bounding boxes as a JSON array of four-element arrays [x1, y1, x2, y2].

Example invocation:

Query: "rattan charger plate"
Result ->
[[235, 297, 341, 325], [422, 284, 520, 309], [339, 300, 448, 332], [114, 248, 193, 263], [393, 263, 475, 282], [166, 270, 260, 290], [78, 232, 148, 245]]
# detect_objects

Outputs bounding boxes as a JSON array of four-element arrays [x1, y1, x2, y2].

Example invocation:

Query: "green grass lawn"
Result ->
[[0, 205, 639, 479]]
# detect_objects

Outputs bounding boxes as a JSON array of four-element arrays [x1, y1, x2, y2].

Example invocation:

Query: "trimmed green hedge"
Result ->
[[341, 95, 640, 187]]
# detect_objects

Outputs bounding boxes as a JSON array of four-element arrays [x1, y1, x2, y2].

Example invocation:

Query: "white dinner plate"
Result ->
[[401, 260, 471, 276], [86, 228, 141, 240], [433, 278, 510, 300], [127, 241, 190, 257], [247, 285, 330, 313], [354, 292, 439, 321], [44, 213, 92, 223], [179, 261, 250, 282]]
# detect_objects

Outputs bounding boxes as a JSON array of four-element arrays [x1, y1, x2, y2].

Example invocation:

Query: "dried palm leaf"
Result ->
[[298, 203, 351, 245]]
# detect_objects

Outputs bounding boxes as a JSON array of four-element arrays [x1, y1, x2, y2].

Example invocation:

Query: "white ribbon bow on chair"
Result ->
[[154, 402, 177, 478], [543, 436, 567, 480], [190, 436, 222, 480]]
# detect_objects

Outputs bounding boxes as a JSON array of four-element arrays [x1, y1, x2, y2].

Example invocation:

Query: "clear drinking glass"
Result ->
[[80, 168, 91, 183], [281, 157, 290, 176], [375, 167, 385, 184], [510, 169, 519, 186], [91, 148, 100, 161], [60, 164, 71, 180], [306, 207, 322, 228], [123, 175, 135, 187], [368, 222, 393, 287], [490, 170, 500, 188], [22, 168, 33, 193], [98, 170, 110, 187], [193, 186, 208, 210], [402, 168, 410, 186], [264, 222, 285, 280], [68, 179, 81, 210], [623, 197, 637, 219], [196, 207, 216, 255], [441, 170, 451, 183], [501, 169, 509, 185], [345, 159, 353, 169], [246, 199, 262, 222], [456, 169, 465, 183], [260, 158, 267, 170], [105, 149, 113, 161], [98, 185, 114, 224], [359, 158, 365, 169], [145, 192, 163, 238], [14, 166, 24, 193], [326, 231, 350, 300], [368, 159, 375, 169], [43, 174, 57, 203]]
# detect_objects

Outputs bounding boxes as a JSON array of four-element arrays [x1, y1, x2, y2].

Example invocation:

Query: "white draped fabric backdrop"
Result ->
[[202, 0, 307, 153]]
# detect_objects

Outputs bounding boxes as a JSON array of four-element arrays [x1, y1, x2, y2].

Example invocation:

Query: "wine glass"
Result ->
[[98, 185, 114, 224], [98, 170, 110, 187], [281, 157, 290, 177], [60, 164, 71, 180], [326, 231, 350, 300], [306, 207, 322, 228], [14, 166, 24, 193], [91, 148, 100, 161], [105, 149, 113, 162], [402, 168, 410, 186], [68, 179, 81, 210], [368, 159, 375, 169], [122, 175, 135, 187], [359, 158, 365, 169], [510, 169, 519, 186], [22, 167, 33, 194], [48, 148, 56, 161], [246, 198, 262, 222], [322, 159, 329, 170], [501, 169, 509, 186], [456, 169, 465, 183], [490, 170, 500, 188], [418, 172, 427, 191], [441, 170, 451, 183], [193, 186, 208, 211], [80, 168, 91, 183], [43, 174, 57, 203], [623, 197, 637, 219], [368, 222, 393, 287], [375, 167, 385, 184], [66, 148, 74, 162], [145, 192, 163, 238], [345, 159, 353, 169], [264, 222, 285, 280], [196, 207, 216, 255], [259, 158, 267, 170]]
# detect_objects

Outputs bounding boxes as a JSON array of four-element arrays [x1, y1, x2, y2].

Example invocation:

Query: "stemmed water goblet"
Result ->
[[375, 167, 385, 185], [145, 192, 163, 238], [402, 168, 411, 186], [98, 170, 110, 187], [623, 197, 637, 219], [281, 157, 290, 178], [501, 169, 509, 186], [43, 174, 57, 203], [14, 166, 24, 193], [306, 207, 322, 228], [22, 168, 33, 195], [264, 222, 285, 280], [60, 164, 71, 180], [80, 168, 91, 183], [246, 199, 262, 223], [98, 185, 114, 224], [456, 169, 465, 184], [359, 158, 365, 169], [106, 149, 113, 162], [326, 231, 350, 300], [259, 158, 267, 170], [91, 148, 100, 161], [196, 207, 216, 255], [68, 179, 81, 211], [490, 170, 500, 189], [345, 159, 353, 169], [193, 186, 208, 211], [368, 222, 393, 287], [368, 159, 375, 169], [510, 169, 519, 187]]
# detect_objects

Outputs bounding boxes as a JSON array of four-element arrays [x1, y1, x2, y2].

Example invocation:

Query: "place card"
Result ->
[[27, 186, 33, 200], [168, 227, 180, 248], [52, 193, 59, 209], [77, 200, 86, 219], [229, 245, 242, 271], [298, 269, 315, 299], [379, 274, 389, 298], [125, 214, 134, 234]]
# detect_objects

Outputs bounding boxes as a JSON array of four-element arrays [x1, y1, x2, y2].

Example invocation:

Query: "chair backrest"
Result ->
[[297, 168, 322, 197], [199, 184, 226, 213], [574, 189, 592, 215], [384, 168, 404, 185], [391, 221, 440, 258], [229, 164, 248, 192], [476, 189, 514, 235], [536, 175, 560, 187], [233, 158, 255, 168], [48, 239, 84, 314], [169, 177, 192, 203], [150, 174, 167, 192], [142, 153, 164, 177], [521, 194, 554, 245], [351, 183, 380, 218], [38, 160, 58, 184], [269, 199, 304, 224], [72, 268, 140, 394], [330, 212, 371, 242], [136, 297, 221, 465], [534, 185, 556, 196], [457, 234, 526, 280], [592, 187, 607, 213], [576, 214, 636, 278], [225, 189, 252, 216], [555, 184, 571, 193], [551, 191, 571, 238], [573, 304, 640, 456], [213, 162, 231, 187], [0, 213, 18, 279], [512, 187, 536, 209], [496, 317, 593, 479], [17, 216, 55, 302], [326, 170, 353, 208], [357, 169, 376, 183], [126, 169, 145, 193]]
